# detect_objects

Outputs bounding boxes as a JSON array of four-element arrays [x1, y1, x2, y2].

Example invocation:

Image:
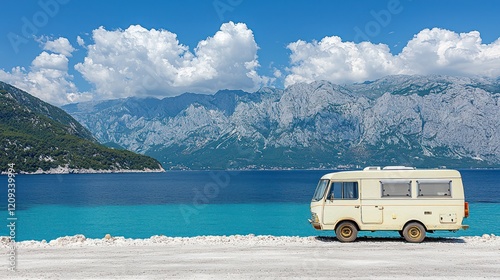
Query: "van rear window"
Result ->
[[380, 180, 412, 197], [417, 180, 452, 197]]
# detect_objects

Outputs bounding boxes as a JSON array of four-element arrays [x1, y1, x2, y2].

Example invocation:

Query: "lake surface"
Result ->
[[1, 170, 499, 241]]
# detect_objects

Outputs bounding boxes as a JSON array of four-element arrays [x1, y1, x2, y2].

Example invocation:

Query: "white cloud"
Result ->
[[285, 28, 500, 87], [285, 36, 400, 86], [43, 37, 76, 57], [398, 28, 500, 76], [3, 26, 500, 106], [0, 43, 91, 105], [273, 69, 282, 78], [77, 36, 85, 47], [75, 22, 268, 100], [31, 52, 69, 71]]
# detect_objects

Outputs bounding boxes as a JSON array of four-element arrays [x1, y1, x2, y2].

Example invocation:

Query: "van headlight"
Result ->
[[311, 212, 319, 223]]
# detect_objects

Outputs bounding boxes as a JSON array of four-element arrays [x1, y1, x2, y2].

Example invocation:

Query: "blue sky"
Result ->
[[1, 0, 500, 105]]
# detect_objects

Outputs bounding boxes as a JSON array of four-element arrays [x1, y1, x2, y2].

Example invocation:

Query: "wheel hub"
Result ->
[[341, 227, 352, 237], [409, 227, 421, 238]]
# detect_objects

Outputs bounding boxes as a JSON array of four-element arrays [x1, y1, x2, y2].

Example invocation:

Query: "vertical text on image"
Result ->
[[6, 163, 17, 271]]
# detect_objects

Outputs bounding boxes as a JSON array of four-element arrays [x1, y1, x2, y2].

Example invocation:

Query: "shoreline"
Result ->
[[3, 167, 500, 175], [2, 233, 498, 248], [0, 166, 165, 175]]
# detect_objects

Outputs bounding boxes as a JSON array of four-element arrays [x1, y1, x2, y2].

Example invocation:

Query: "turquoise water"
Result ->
[[10, 202, 498, 241], [1, 170, 499, 241]]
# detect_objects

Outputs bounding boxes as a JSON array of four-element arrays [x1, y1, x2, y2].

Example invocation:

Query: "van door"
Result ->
[[322, 182, 361, 225], [361, 205, 383, 224]]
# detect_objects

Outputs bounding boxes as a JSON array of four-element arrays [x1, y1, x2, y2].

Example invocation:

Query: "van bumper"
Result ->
[[308, 219, 322, 230]]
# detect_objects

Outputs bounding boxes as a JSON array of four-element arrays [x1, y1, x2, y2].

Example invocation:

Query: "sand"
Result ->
[[1, 234, 499, 279]]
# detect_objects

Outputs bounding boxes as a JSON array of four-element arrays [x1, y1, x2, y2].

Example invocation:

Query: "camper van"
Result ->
[[309, 166, 469, 243]]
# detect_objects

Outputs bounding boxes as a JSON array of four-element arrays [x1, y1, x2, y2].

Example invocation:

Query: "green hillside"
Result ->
[[0, 82, 163, 173]]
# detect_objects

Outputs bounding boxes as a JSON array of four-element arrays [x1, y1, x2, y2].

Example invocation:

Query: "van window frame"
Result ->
[[327, 181, 359, 200], [312, 179, 330, 201], [417, 179, 452, 198], [380, 179, 412, 198]]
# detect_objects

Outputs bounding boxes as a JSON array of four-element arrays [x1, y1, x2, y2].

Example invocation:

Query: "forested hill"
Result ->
[[0, 81, 163, 173]]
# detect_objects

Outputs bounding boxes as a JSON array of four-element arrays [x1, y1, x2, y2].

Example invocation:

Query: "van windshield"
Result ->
[[312, 179, 329, 201]]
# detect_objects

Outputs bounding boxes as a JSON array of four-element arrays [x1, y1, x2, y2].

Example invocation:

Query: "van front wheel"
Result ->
[[335, 221, 358, 242], [402, 222, 426, 243]]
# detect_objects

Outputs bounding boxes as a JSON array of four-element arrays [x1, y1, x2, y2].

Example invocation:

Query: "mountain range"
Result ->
[[62, 75, 500, 169], [0, 81, 163, 173]]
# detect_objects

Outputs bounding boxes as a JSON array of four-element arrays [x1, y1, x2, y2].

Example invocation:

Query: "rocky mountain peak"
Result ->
[[62, 75, 500, 169]]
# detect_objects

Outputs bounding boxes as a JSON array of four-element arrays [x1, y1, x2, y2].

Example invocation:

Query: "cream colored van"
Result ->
[[309, 166, 469, 242]]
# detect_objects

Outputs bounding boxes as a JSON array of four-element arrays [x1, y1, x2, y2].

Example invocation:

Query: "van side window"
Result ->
[[328, 182, 359, 200], [417, 180, 452, 197], [380, 180, 411, 197]]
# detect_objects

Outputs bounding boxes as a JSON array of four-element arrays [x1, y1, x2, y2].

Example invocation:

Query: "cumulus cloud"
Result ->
[[42, 37, 76, 57], [285, 37, 399, 86], [285, 28, 500, 87], [398, 28, 500, 76], [0, 38, 91, 105], [3, 26, 500, 106], [75, 22, 268, 100], [273, 69, 282, 78], [76, 36, 85, 47], [31, 52, 69, 71]]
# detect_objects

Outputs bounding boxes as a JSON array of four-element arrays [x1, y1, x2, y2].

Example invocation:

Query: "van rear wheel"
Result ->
[[402, 222, 426, 243], [335, 221, 358, 242]]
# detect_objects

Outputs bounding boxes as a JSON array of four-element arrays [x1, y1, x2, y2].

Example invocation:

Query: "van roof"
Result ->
[[320, 167, 461, 180]]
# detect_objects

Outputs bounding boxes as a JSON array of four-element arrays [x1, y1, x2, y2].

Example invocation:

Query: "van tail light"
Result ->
[[464, 202, 469, 218]]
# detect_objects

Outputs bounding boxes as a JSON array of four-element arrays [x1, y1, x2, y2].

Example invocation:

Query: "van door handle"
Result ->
[[355, 205, 360, 208]]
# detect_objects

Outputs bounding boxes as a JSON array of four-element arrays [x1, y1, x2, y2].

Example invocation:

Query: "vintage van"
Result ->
[[309, 166, 469, 242]]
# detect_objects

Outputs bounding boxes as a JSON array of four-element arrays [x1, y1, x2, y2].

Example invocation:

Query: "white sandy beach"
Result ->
[[2, 234, 499, 279]]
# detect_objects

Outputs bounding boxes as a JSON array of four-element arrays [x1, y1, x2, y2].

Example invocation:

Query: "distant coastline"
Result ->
[[1, 165, 165, 175], [3, 165, 500, 175]]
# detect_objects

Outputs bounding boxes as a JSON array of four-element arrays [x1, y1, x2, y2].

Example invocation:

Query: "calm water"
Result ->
[[1, 170, 499, 241]]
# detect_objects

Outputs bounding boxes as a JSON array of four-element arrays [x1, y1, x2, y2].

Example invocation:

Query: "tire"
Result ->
[[335, 221, 358, 242], [402, 222, 426, 243]]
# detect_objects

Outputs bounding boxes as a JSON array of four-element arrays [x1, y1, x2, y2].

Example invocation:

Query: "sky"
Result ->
[[1, 0, 500, 105]]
